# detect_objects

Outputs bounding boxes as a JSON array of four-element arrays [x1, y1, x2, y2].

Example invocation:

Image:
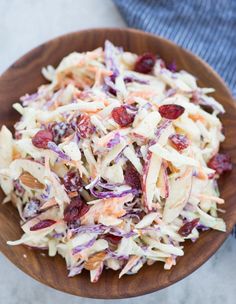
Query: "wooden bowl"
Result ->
[[0, 28, 236, 299]]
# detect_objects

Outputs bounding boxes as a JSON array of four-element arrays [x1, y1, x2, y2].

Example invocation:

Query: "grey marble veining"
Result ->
[[0, 0, 235, 303]]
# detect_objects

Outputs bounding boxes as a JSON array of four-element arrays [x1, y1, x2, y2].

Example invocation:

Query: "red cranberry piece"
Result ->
[[64, 197, 89, 223], [105, 233, 122, 244], [124, 162, 141, 190], [50, 122, 73, 143], [178, 218, 200, 237], [169, 134, 189, 151], [207, 153, 232, 175], [32, 130, 53, 149], [159, 104, 185, 120], [63, 170, 82, 193], [79, 204, 90, 217], [30, 219, 56, 231], [77, 114, 94, 138], [134, 53, 156, 74], [64, 197, 82, 222], [111, 106, 135, 127]]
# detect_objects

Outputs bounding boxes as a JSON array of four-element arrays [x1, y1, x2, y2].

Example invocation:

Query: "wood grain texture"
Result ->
[[0, 28, 236, 299]]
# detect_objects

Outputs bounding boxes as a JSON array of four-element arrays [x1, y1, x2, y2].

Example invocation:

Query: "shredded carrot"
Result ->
[[195, 167, 208, 180], [188, 113, 207, 126]]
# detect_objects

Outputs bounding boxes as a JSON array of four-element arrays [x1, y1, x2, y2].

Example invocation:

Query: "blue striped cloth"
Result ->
[[114, 0, 236, 96]]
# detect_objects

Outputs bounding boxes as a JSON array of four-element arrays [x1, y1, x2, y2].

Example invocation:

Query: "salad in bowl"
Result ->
[[0, 40, 232, 283]]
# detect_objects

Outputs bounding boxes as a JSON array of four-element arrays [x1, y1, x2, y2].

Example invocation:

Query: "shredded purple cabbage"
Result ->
[[90, 187, 138, 199], [43, 89, 62, 110], [155, 119, 171, 139], [124, 75, 149, 85], [71, 224, 137, 238], [20, 92, 39, 106], [71, 224, 107, 234], [106, 248, 129, 260], [96, 180, 125, 190], [121, 213, 140, 221], [167, 61, 177, 72], [68, 264, 84, 277], [197, 224, 209, 231], [13, 179, 25, 196], [52, 232, 64, 239], [104, 40, 122, 95], [104, 40, 121, 76], [107, 133, 121, 149], [123, 104, 138, 112], [113, 145, 128, 164], [183, 203, 196, 212], [40, 184, 51, 200], [23, 199, 40, 219], [126, 257, 144, 275], [199, 97, 225, 113], [191, 91, 224, 113], [139, 227, 161, 232], [109, 227, 137, 238], [166, 88, 177, 97], [72, 237, 97, 255], [134, 146, 143, 158], [142, 102, 152, 110], [47, 141, 71, 161]]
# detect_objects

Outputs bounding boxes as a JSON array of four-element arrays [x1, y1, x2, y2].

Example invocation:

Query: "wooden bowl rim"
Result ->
[[0, 27, 235, 299]]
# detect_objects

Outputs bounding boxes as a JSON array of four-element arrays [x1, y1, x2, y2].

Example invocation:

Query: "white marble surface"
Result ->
[[0, 0, 235, 303]]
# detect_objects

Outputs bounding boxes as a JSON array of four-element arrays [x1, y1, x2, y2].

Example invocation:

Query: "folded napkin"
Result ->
[[114, 0, 236, 96]]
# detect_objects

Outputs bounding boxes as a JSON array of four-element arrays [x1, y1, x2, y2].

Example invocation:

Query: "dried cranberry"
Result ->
[[79, 204, 90, 217], [159, 104, 185, 120], [134, 53, 156, 74], [124, 162, 141, 190], [207, 153, 232, 175], [50, 122, 73, 144], [169, 134, 189, 151], [111, 106, 135, 127], [32, 130, 53, 149], [30, 219, 56, 231], [178, 218, 200, 237], [63, 170, 82, 193], [64, 197, 89, 223], [77, 114, 94, 138], [105, 233, 122, 244]]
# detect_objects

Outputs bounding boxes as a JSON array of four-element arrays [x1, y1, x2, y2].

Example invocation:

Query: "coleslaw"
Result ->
[[0, 41, 231, 282]]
